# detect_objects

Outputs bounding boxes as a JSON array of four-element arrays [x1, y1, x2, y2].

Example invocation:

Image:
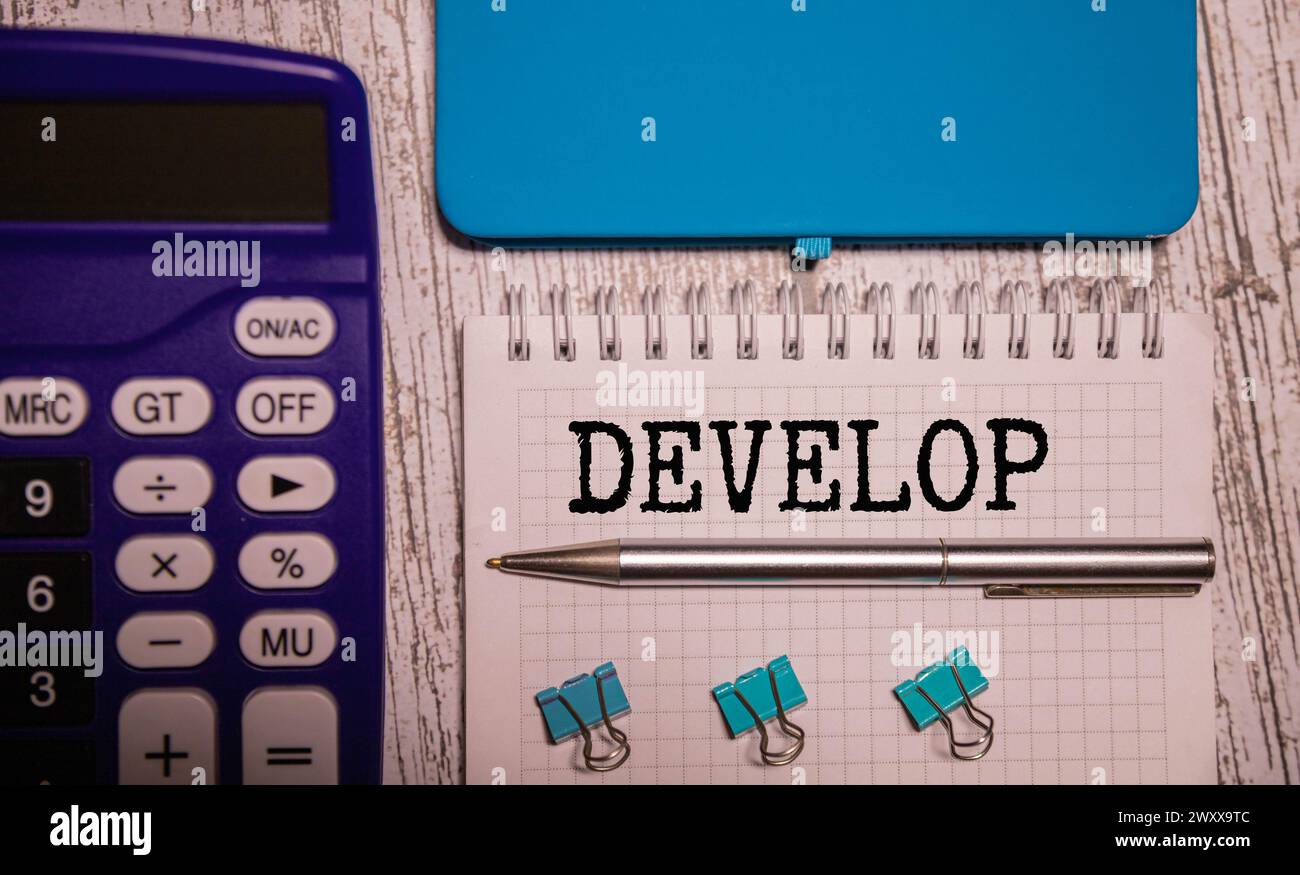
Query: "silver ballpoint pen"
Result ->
[[486, 537, 1215, 598]]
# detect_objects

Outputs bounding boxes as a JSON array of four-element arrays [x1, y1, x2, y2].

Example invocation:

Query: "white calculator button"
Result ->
[[0, 376, 89, 437], [234, 297, 337, 358], [113, 456, 214, 515], [117, 611, 216, 669], [119, 688, 218, 785], [111, 377, 213, 436], [235, 376, 335, 436], [116, 534, 215, 593], [236, 455, 336, 513], [239, 610, 337, 668], [238, 532, 337, 590], [242, 687, 339, 785]]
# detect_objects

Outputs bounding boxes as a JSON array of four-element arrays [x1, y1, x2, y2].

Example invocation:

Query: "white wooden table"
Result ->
[[9, 0, 1296, 784]]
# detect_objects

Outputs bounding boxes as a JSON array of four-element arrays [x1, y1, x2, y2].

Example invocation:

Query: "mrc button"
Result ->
[[235, 376, 336, 436], [234, 297, 336, 357], [0, 377, 89, 437]]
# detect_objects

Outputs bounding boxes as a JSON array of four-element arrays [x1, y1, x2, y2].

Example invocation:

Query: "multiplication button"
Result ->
[[115, 535, 214, 593]]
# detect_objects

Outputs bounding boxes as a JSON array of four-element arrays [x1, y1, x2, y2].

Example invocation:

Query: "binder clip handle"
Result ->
[[732, 669, 806, 767], [555, 671, 631, 772], [913, 662, 995, 761]]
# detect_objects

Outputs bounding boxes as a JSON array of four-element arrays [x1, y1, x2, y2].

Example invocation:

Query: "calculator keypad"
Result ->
[[1, 293, 369, 784]]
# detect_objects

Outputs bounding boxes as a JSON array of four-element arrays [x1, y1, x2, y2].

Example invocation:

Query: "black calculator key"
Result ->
[[0, 740, 95, 785], [0, 552, 91, 628], [0, 665, 94, 727], [0, 457, 90, 537]]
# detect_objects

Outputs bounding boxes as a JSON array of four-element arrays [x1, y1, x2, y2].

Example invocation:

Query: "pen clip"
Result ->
[[983, 583, 1203, 598]]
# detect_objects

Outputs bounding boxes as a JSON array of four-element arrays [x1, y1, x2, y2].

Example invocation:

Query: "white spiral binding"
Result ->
[[730, 280, 759, 360], [507, 283, 530, 361], [779, 281, 805, 360], [953, 281, 988, 359], [643, 284, 668, 360], [1091, 278, 1123, 359], [865, 281, 896, 359], [549, 283, 576, 362], [1045, 280, 1077, 360], [500, 279, 1168, 363], [821, 282, 851, 360], [595, 285, 622, 361], [1136, 278, 1165, 359], [912, 281, 941, 360], [687, 283, 714, 360], [1000, 280, 1031, 359]]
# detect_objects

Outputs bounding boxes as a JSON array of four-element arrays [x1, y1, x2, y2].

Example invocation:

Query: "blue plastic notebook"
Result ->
[[436, 0, 1197, 249]]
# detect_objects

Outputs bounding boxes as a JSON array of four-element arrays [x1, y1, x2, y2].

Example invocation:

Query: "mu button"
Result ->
[[240, 610, 337, 668], [236, 455, 335, 513]]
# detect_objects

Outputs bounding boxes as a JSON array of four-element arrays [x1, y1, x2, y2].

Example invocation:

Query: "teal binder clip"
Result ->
[[536, 662, 631, 772], [712, 655, 807, 766], [894, 646, 994, 761]]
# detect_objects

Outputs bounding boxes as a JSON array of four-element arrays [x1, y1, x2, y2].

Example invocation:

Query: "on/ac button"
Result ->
[[234, 297, 336, 357]]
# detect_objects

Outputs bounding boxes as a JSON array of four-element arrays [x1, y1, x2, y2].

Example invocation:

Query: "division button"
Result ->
[[116, 611, 216, 669], [234, 376, 335, 436], [239, 610, 337, 667], [234, 297, 337, 358], [235, 455, 335, 513], [242, 687, 338, 785], [118, 688, 217, 785], [111, 377, 213, 436], [115, 535, 214, 593], [113, 456, 213, 515], [0, 377, 89, 437], [238, 532, 337, 590]]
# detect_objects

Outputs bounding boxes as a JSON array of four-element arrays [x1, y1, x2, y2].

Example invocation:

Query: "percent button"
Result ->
[[237, 533, 337, 591]]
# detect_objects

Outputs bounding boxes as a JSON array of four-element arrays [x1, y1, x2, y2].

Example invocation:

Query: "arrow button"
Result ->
[[270, 474, 302, 497], [237, 456, 336, 513]]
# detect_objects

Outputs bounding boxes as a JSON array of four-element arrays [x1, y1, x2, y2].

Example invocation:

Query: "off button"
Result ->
[[234, 297, 336, 358]]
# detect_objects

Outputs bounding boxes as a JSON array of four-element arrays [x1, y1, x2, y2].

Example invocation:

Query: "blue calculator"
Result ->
[[0, 31, 385, 784]]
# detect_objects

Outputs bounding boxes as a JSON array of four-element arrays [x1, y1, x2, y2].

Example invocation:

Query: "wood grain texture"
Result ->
[[6, 0, 1295, 784]]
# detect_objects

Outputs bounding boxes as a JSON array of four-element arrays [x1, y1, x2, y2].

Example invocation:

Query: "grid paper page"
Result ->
[[464, 311, 1215, 784]]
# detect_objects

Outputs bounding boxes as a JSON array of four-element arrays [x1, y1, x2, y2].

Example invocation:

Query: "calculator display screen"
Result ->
[[0, 102, 330, 222]]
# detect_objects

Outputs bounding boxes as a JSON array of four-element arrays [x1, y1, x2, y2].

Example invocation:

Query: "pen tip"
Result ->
[[486, 557, 502, 569]]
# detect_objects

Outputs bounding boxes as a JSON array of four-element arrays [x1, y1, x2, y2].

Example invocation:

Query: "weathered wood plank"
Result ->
[[5, 0, 1295, 784]]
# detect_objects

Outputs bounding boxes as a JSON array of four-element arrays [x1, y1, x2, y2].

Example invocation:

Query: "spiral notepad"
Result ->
[[463, 280, 1215, 785]]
